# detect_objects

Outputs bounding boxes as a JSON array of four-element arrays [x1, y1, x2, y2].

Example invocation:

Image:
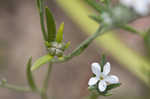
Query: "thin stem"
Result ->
[[0, 83, 31, 92], [41, 62, 53, 99], [52, 26, 109, 63]]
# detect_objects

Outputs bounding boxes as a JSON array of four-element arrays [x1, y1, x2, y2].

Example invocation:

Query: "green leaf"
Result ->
[[37, 0, 48, 41], [89, 14, 102, 23], [45, 7, 56, 42], [120, 25, 141, 35], [65, 42, 71, 49], [144, 29, 150, 56], [101, 0, 110, 6], [37, 0, 40, 11], [31, 55, 53, 71], [56, 22, 64, 43], [26, 57, 37, 91], [88, 83, 121, 96], [106, 83, 121, 91], [85, 0, 106, 13], [45, 41, 51, 47]]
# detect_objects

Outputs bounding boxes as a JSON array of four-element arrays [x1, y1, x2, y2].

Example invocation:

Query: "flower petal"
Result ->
[[91, 62, 101, 77], [105, 75, 119, 84], [88, 77, 99, 86], [103, 62, 111, 75], [98, 80, 107, 92]]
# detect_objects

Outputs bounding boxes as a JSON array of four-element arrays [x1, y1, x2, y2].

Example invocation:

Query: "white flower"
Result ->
[[88, 62, 119, 92], [120, 0, 150, 16]]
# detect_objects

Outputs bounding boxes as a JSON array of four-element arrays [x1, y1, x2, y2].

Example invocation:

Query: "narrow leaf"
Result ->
[[85, 0, 106, 13], [31, 55, 53, 71], [36, 0, 40, 11], [65, 41, 71, 49], [101, 0, 110, 6], [89, 14, 102, 23], [120, 25, 141, 35], [37, 0, 48, 41], [144, 30, 150, 56], [106, 83, 121, 91], [45, 7, 56, 42], [26, 57, 37, 91], [56, 22, 64, 43]]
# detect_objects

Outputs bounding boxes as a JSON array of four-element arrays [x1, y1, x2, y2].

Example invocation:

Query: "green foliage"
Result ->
[[144, 29, 150, 56], [36, 0, 40, 12], [85, 0, 105, 13], [56, 22, 64, 43], [65, 42, 71, 49], [45, 7, 56, 42], [37, 0, 47, 41], [89, 14, 102, 23], [45, 41, 51, 48], [101, 0, 110, 6], [26, 57, 37, 91], [88, 83, 121, 96], [120, 25, 143, 36], [121, 25, 139, 34], [31, 55, 53, 71]]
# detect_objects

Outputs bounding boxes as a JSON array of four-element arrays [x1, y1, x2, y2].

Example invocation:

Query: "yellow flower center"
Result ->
[[100, 76, 104, 80]]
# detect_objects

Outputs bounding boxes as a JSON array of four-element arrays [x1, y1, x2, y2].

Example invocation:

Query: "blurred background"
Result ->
[[0, 0, 150, 99]]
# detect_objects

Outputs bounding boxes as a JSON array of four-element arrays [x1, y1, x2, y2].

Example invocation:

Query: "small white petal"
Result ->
[[88, 77, 99, 86], [91, 62, 101, 77], [103, 62, 111, 76], [98, 80, 107, 92], [105, 75, 119, 84]]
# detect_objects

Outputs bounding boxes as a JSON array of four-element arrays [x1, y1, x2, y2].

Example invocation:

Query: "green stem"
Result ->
[[41, 62, 53, 99], [0, 83, 31, 92], [53, 26, 108, 63]]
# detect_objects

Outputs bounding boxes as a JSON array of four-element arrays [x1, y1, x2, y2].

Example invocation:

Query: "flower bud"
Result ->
[[48, 48, 56, 56], [55, 49, 63, 57], [47, 42, 66, 57]]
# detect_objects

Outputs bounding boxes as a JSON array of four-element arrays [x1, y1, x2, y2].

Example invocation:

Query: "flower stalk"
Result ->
[[41, 63, 53, 99]]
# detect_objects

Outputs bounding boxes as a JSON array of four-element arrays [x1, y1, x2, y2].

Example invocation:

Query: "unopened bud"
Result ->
[[55, 49, 63, 57]]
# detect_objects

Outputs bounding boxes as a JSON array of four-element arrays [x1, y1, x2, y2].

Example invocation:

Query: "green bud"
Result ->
[[55, 49, 63, 57], [48, 48, 56, 56], [45, 41, 51, 47]]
